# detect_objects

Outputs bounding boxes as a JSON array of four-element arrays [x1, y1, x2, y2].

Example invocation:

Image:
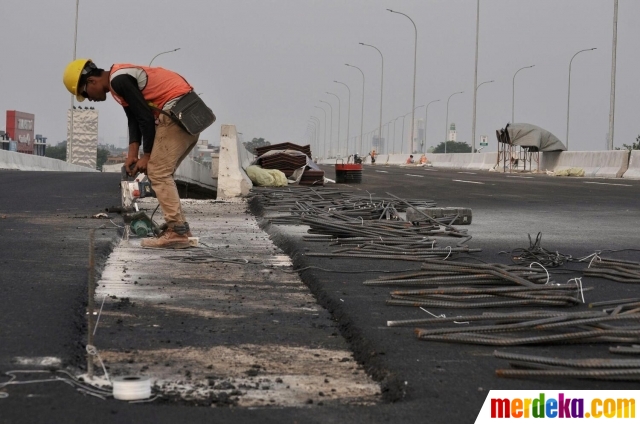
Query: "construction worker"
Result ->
[[63, 59, 200, 249], [370, 149, 376, 164], [419, 154, 427, 164], [406, 154, 415, 164]]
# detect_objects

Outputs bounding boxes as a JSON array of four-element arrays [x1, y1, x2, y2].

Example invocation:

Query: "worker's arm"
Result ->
[[110, 74, 155, 174]]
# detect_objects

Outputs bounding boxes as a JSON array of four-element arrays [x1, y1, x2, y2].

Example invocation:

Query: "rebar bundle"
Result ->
[[363, 259, 581, 308], [583, 257, 640, 284], [252, 187, 477, 260], [494, 350, 640, 381], [408, 307, 640, 346]]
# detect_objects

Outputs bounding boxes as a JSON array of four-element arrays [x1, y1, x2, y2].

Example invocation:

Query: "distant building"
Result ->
[[448, 123, 457, 142], [67, 107, 98, 169]]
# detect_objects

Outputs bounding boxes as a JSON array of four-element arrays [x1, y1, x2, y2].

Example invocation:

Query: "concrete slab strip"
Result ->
[[93, 198, 380, 407]]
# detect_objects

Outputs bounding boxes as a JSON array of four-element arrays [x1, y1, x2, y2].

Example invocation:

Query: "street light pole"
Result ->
[[314, 106, 327, 159], [319, 100, 333, 157], [360, 43, 384, 155], [402, 105, 424, 154], [345, 64, 365, 154], [566, 48, 597, 150], [471, 0, 480, 155], [424, 100, 440, 153], [326, 92, 341, 157], [334, 81, 351, 157], [149, 48, 181, 66], [68, 0, 80, 164], [445, 91, 464, 154], [608, 0, 619, 150], [512, 65, 535, 123], [474, 80, 494, 152], [393, 116, 402, 154], [388, 9, 418, 154], [310, 116, 320, 156]]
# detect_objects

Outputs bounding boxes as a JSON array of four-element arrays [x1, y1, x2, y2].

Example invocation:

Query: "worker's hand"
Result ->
[[124, 155, 138, 176], [134, 154, 151, 175]]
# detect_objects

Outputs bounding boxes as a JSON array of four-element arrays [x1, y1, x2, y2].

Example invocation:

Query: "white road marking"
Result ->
[[458, 172, 477, 175], [405, 174, 425, 178], [506, 176, 533, 179], [376, 170, 388, 173], [584, 181, 632, 187], [13, 357, 62, 367], [452, 179, 484, 185]]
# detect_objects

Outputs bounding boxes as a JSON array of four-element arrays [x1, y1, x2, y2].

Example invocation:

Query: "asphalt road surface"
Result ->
[[2, 167, 640, 423]]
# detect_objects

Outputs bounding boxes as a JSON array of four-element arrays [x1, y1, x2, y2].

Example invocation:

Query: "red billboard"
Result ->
[[6, 110, 35, 154]]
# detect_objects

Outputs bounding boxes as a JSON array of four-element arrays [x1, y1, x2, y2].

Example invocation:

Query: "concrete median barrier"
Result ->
[[622, 150, 640, 180], [0, 150, 96, 172], [541, 150, 629, 178], [217, 124, 253, 198]]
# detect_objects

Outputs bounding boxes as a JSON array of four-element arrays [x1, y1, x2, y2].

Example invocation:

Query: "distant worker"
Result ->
[[63, 59, 214, 249], [406, 154, 415, 164], [419, 154, 427, 164], [370, 149, 377, 165]]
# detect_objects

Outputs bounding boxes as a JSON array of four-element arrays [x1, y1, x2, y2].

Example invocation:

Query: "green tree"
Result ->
[[45, 140, 67, 161], [616, 135, 640, 151], [243, 137, 270, 154], [96, 147, 109, 171], [432, 141, 472, 153]]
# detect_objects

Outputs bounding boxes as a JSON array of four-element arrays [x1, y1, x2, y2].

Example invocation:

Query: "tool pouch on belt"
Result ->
[[154, 92, 216, 135]]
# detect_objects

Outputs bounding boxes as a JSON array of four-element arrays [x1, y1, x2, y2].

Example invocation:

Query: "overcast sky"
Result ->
[[1, 0, 638, 153]]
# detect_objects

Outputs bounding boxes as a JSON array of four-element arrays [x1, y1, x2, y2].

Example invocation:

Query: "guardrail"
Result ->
[[541, 150, 629, 178], [0, 150, 96, 172], [622, 150, 640, 179]]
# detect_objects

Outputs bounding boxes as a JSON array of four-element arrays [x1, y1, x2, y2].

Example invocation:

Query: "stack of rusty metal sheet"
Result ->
[[255, 143, 324, 185], [255, 143, 312, 157], [298, 170, 325, 186]]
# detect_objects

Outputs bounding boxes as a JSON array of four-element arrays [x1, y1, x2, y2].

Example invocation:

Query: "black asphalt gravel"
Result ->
[[2, 166, 640, 423]]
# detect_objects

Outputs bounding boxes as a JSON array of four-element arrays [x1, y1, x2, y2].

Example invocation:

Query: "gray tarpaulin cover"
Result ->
[[508, 123, 566, 152]]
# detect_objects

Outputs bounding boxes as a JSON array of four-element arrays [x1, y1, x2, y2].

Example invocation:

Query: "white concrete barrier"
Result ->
[[175, 158, 218, 191], [0, 150, 96, 172], [103, 158, 218, 192], [541, 151, 629, 178], [217, 124, 253, 198], [622, 150, 640, 179]]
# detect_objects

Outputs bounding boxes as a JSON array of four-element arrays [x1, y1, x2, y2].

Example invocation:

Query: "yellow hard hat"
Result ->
[[63, 58, 93, 102]]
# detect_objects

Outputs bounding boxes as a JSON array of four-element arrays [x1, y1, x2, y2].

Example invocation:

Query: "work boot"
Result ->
[[158, 222, 193, 237], [140, 227, 190, 249]]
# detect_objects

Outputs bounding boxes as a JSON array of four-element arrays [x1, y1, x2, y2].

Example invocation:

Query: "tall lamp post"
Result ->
[[401, 105, 424, 154], [608, 0, 619, 150], [392, 116, 403, 154], [326, 92, 341, 157], [387, 9, 418, 153], [566, 48, 597, 150], [308, 119, 318, 153], [334, 81, 351, 157], [474, 80, 494, 152], [471, 0, 481, 157], [314, 106, 327, 159], [360, 42, 384, 154], [68, 0, 80, 164], [445, 91, 464, 154], [512, 65, 534, 123], [149, 48, 181, 66], [310, 116, 320, 156], [424, 99, 440, 153], [345, 64, 365, 154], [319, 100, 333, 157]]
